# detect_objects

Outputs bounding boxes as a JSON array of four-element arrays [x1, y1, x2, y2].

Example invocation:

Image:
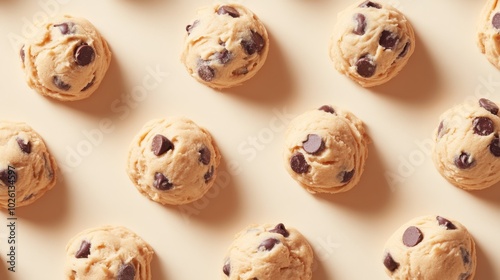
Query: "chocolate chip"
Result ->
[[117, 263, 135, 280], [81, 77, 95, 92], [319, 105, 336, 114], [16, 138, 31, 154], [436, 216, 457, 230], [472, 117, 494, 136], [353, 13, 366, 35], [54, 22, 72, 35], [215, 49, 232, 64], [437, 121, 445, 138], [75, 240, 91, 258], [258, 238, 279, 251], [204, 166, 214, 183], [151, 134, 174, 156], [489, 136, 500, 157], [186, 20, 199, 35], [460, 247, 471, 265], [290, 152, 310, 174], [492, 13, 500, 29], [241, 31, 265, 55], [199, 147, 211, 165], [302, 134, 325, 155], [153, 172, 173, 191], [356, 56, 376, 78], [217, 5, 240, 18], [0, 169, 16, 186], [74, 44, 95, 66], [398, 42, 410, 58], [402, 226, 423, 247], [460, 272, 472, 280], [53, 76, 71, 91], [341, 170, 355, 183], [232, 67, 248, 76], [223, 260, 231, 276], [198, 65, 215, 82], [379, 30, 399, 50], [455, 152, 475, 169], [269, 223, 290, 237], [383, 252, 399, 272], [20, 45, 25, 63], [479, 98, 499, 115], [359, 1, 381, 8]]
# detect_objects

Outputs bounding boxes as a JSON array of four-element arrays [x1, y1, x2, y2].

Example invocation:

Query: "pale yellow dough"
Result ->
[[477, 0, 500, 69], [21, 15, 111, 101], [329, 0, 415, 87]]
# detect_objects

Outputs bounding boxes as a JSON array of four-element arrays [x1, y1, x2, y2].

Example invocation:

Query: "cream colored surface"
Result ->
[[22, 15, 111, 101], [432, 98, 500, 190], [126, 117, 221, 205], [0, 121, 57, 208], [329, 0, 415, 87], [284, 105, 369, 194], [181, 3, 269, 89], [477, 0, 500, 69], [65, 225, 154, 280], [382, 215, 476, 280], [222, 223, 313, 280]]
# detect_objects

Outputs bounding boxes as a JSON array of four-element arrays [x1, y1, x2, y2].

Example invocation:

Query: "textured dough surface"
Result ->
[[329, 0, 415, 87], [21, 15, 111, 101], [65, 225, 154, 280], [181, 3, 269, 89], [284, 105, 369, 194], [127, 117, 221, 205], [222, 223, 313, 280], [0, 121, 58, 208], [477, 0, 500, 69], [382, 215, 476, 280]]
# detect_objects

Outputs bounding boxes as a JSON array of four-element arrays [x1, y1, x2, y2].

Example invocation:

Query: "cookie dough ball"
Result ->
[[284, 105, 369, 194], [329, 0, 415, 87], [382, 215, 476, 280], [126, 117, 221, 205], [477, 0, 500, 69], [0, 121, 58, 208], [432, 98, 500, 190], [65, 225, 154, 280], [181, 3, 269, 89], [222, 223, 313, 280], [21, 15, 111, 101]]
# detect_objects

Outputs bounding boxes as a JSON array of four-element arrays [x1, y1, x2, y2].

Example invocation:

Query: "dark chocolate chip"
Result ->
[[460, 247, 471, 265], [398, 42, 410, 58], [204, 166, 214, 183], [353, 13, 366, 35], [75, 240, 91, 258], [0, 169, 16, 186], [436, 216, 457, 230], [455, 152, 475, 169], [232, 67, 248, 76], [356, 56, 376, 78], [319, 105, 336, 114], [198, 65, 215, 82], [223, 260, 231, 276], [269, 223, 290, 237], [186, 20, 199, 35], [74, 44, 95, 66], [472, 117, 494, 136], [81, 77, 95, 92], [359, 1, 382, 8], [53, 76, 71, 91], [479, 98, 499, 115], [302, 134, 325, 155], [489, 136, 500, 157], [241, 31, 265, 55], [54, 22, 71, 35], [20, 45, 25, 63], [258, 238, 280, 251], [16, 137, 31, 154], [151, 134, 174, 156], [383, 252, 399, 272], [153, 172, 173, 191], [199, 147, 211, 165], [341, 169, 355, 183], [117, 263, 135, 280], [379, 30, 399, 50], [402, 226, 423, 247], [492, 12, 500, 29], [215, 49, 232, 64], [437, 121, 445, 138], [217, 5, 240, 18], [290, 152, 310, 174]]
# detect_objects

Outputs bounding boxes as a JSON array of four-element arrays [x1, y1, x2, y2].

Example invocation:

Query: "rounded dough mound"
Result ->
[[126, 117, 221, 205], [284, 105, 369, 194], [21, 15, 111, 101], [0, 121, 58, 208], [222, 223, 313, 280], [181, 3, 269, 89], [329, 0, 415, 87], [477, 0, 500, 69]]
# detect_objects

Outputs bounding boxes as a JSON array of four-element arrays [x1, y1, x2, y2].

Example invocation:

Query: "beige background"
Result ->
[[0, 0, 499, 279]]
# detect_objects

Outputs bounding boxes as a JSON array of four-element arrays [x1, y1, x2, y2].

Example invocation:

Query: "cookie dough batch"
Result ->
[[0, 121, 58, 208], [284, 105, 369, 194], [382, 215, 476, 280], [181, 3, 269, 89], [21, 15, 111, 101], [329, 0, 415, 87]]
